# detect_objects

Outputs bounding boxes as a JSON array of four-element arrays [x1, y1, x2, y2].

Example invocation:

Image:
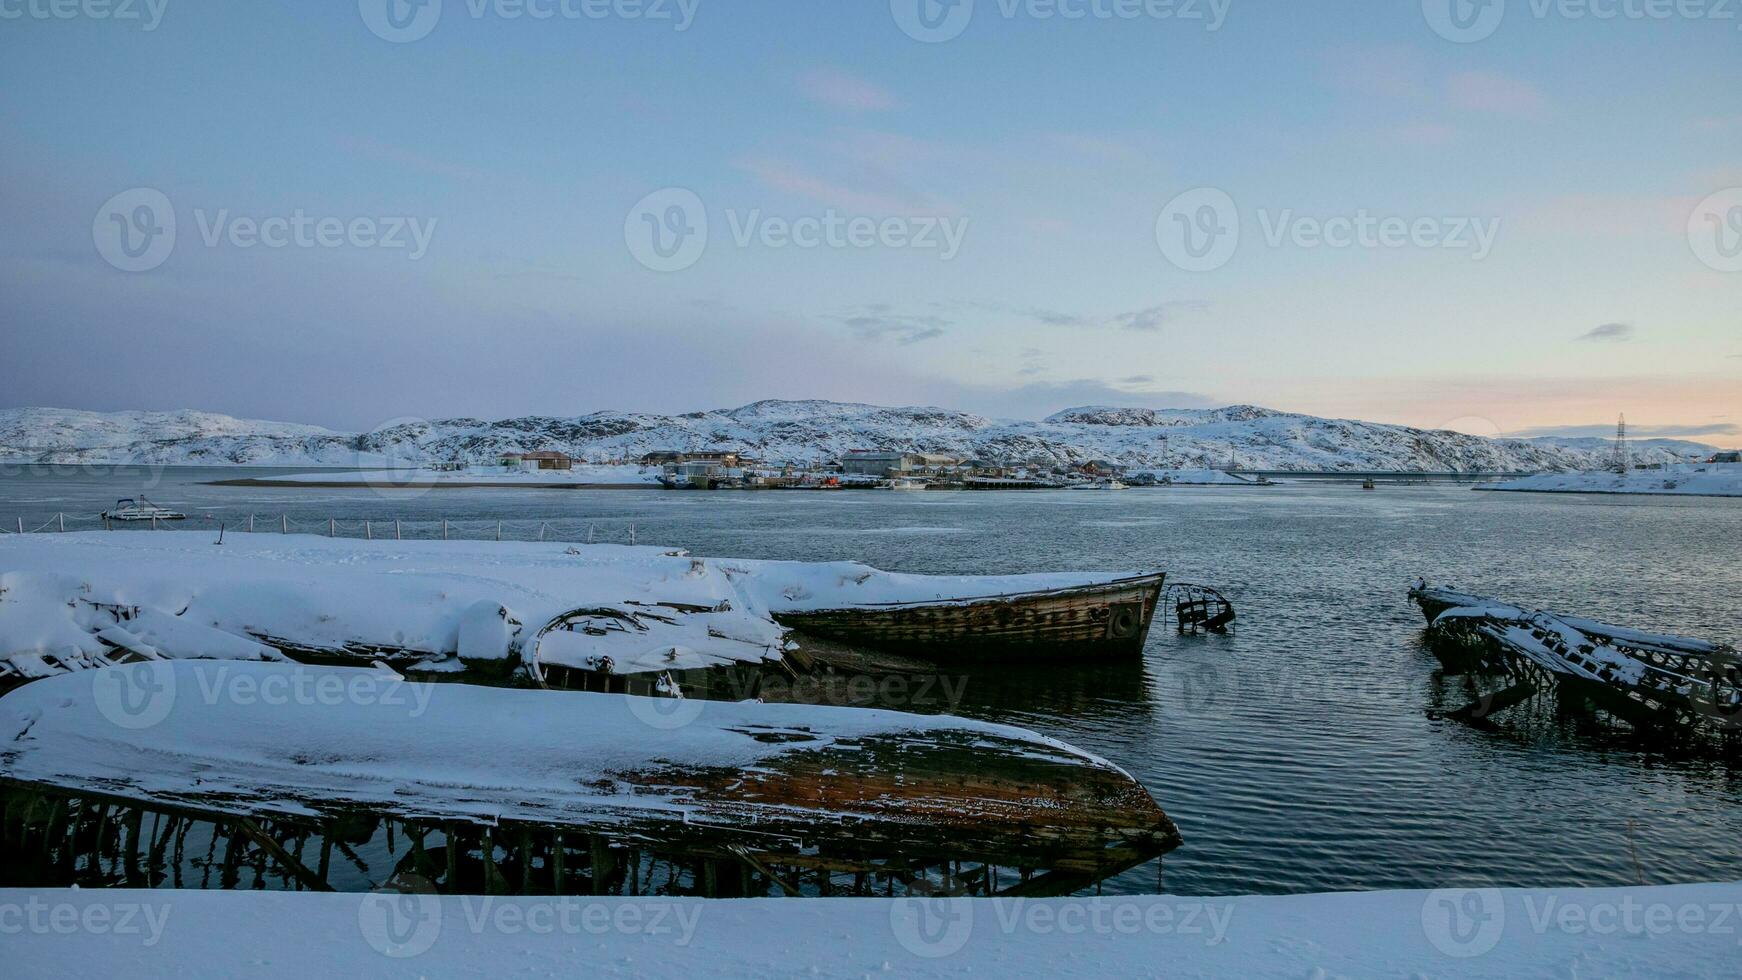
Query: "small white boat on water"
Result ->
[[100, 497, 186, 522], [888, 478, 929, 491]]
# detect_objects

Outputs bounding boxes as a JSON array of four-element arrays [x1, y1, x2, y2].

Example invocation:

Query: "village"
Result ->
[[489, 448, 1264, 490]]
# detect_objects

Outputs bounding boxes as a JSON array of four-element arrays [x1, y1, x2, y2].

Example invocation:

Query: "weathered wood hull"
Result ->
[[773, 572, 1167, 661], [0, 662, 1181, 880]]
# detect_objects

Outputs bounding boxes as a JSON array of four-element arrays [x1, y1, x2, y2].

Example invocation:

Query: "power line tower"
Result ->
[[1613, 413, 1631, 474]]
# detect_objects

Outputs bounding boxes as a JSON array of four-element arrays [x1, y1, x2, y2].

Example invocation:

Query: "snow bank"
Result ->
[[263, 464, 663, 486], [1479, 463, 1742, 497], [6, 881, 1740, 979]]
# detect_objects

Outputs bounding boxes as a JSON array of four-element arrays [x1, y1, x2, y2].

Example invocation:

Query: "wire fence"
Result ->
[[0, 513, 649, 546]]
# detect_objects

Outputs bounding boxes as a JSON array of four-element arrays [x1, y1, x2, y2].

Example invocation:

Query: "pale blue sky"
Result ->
[[1, 0, 1737, 437]]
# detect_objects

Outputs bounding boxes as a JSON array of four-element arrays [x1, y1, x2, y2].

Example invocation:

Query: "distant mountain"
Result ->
[[0, 403, 1720, 473]]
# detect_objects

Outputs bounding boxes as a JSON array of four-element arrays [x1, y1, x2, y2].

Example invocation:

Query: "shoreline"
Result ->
[[1476, 487, 1742, 500]]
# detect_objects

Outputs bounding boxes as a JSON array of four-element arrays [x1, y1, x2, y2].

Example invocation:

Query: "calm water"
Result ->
[[3, 465, 1741, 897]]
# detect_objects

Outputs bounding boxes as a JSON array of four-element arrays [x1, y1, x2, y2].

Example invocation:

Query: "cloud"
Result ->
[[981, 301, 1209, 332], [799, 70, 899, 112], [831, 305, 948, 345], [1508, 422, 1738, 440], [1115, 302, 1209, 331], [1576, 322, 1634, 342], [1446, 71, 1548, 118]]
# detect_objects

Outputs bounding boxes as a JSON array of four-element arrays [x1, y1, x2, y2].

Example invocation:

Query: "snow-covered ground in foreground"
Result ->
[[3, 402, 1725, 472], [1479, 463, 1742, 497], [261, 464, 664, 486], [7, 882, 1740, 979]]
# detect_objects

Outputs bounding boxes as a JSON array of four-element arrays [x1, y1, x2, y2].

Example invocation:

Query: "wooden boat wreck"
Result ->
[[1408, 581, 1740, 730], [0, 661, 1181, 897], [773, 574, 1232, 660]]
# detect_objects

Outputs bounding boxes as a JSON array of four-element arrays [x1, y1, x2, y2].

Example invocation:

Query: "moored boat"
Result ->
[[773, 571, 1169, 660], [100, 496, 185, 521]]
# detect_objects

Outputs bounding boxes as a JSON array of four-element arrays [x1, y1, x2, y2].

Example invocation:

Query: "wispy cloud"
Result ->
[[1576, 322, 1634, 342], [831, 304, 947, 345], [799, 69, 899, 112], [1446, 70, 1548, 118], [976, 301, 1209, 332]]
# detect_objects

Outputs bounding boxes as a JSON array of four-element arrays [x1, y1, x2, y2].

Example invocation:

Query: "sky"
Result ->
[[1, 0, 1738, 440]]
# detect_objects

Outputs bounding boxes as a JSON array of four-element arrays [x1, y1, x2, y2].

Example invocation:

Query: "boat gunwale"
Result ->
[[777, 570, 1166, 614]]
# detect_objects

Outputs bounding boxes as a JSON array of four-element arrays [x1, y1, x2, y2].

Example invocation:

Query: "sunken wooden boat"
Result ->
[[1409, 581, 1741, 729], [772, 572, 1174, 660], [0, 662, 1181, 891]]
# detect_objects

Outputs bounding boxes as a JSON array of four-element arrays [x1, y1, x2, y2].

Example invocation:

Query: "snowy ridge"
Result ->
[[0, 402, 1722, 472]]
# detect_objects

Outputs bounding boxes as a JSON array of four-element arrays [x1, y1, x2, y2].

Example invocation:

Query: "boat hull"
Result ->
[[774, 572, 1166, 660]]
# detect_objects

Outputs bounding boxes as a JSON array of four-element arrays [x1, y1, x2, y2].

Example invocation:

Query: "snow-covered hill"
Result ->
[[0, 402, 1721, 473]]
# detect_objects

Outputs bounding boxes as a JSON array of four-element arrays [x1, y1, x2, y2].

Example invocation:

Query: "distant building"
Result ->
[[641, 450, 746, 468], [1711, 451, 1740, 464], [840, 450, 959, 477], [502, 451, 573, 471]]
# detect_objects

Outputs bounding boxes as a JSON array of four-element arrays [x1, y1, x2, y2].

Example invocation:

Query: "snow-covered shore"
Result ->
[[6, 882, 1740, 978], [2, 402, 1724, 473], [250, 464, 664, 487], [1478, 463, 1742, 498]]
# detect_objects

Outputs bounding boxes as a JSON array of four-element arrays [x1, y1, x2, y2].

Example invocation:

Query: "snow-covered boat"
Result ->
[[887, 477, 928, 491], [99, 497, 185, 522], [0, 661, 1183, 892], [0, 533, 1228, 688], [1408, 581, 1740, 729]]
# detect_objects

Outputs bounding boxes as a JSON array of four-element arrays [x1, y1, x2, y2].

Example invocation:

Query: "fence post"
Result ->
[[538, 522, 546, 542], [496, 521, 501, 542], [16, 517, 22, 534], [58, 513, 65, 533], [248, 514, 254, 533], [442, 519, 448, 541], [283, 514, 288, 534], [329, 518, 335, 538], [629, 523, 636, 546], [151, 516, 157, 531], [395, 520, 401, 540], [366, 520, 372, 540]]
